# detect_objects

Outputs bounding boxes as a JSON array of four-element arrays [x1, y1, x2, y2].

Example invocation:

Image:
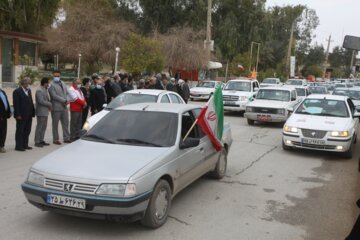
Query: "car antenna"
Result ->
[[142, 105, 149, 111]]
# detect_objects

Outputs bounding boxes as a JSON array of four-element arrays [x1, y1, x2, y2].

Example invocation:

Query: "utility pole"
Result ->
[[205, 0, 212, 61], [350, 50, 356, 76], [286, 22, 295, 77], [323, 35, 333, 79]]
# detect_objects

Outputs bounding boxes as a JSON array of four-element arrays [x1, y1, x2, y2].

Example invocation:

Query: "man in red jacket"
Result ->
[[68, 79, 87, 141]]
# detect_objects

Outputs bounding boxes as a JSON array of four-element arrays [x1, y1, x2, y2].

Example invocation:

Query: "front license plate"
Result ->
[[47, 194, 86, 209], [257, 115, 272, 121], [302, 138, 325, 145], [224, 101, 236, 105]]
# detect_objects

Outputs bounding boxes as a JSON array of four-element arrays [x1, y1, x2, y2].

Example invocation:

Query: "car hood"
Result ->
[[190, 87, 213, 93], [286, 114, 352, 131], [31, 140, 170, 182], [87, 109, 110, 128], [247, 99, 290, 109], [222, 90, 253, 97]]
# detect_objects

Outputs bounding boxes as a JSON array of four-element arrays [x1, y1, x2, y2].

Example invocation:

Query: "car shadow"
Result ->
[[250, 121, 284, 129], [224, 111, 244, 117], [285, 147, 355, 162]]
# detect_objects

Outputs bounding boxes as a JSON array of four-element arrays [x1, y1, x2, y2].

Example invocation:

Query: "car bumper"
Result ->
[[223, 102, 247, 111], [282, 133, 352, 152], [190, 94, 210, 100], [244, 112, 287, 122], [21, 183, 151, 221]]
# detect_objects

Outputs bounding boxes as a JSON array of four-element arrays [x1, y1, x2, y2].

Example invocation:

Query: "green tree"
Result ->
[[122, 33, 164, 75], [302, 64, 323, 78], [0, 0, 60, 34]]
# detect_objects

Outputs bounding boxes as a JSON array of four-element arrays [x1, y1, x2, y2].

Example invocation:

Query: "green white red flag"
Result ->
[[197, 86, 224, 151]]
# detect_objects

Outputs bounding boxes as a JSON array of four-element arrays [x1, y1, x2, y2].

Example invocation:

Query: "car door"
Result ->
[[173, 110, 207, 193], [347, 98, 359, 137]]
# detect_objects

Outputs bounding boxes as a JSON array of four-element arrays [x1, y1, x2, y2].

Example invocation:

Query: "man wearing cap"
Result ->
[[0, 86, 11, 153], [48, 70, 71, 145]]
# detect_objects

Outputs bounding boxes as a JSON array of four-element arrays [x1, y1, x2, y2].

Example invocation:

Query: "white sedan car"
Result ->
[[282, 95, 360, 158], [190, 80, 222, 100], [83, 89, 185, 130]]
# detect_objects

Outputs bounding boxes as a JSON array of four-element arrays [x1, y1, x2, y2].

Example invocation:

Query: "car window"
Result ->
[[295, 99, 349, 118], [224, 81, 251, 91], [256, 89, 290, 101], [291, 90, 296, 100], [295, 88, 306, 97], [160, 95, 170, 103], [181, 110, 204, 139], [106, 93, 157, 110], [84, 110, 178, 147], [169, 94, 181, 104], [347, 99, 355, 115], [197, 82, 215, 88], [192, 109, 205, 138]]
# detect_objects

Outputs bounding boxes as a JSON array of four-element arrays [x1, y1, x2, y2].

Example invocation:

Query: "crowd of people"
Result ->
[[0, 70, 191, 153]]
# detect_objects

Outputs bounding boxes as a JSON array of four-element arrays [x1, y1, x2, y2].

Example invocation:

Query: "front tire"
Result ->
[[343, 137, 354, 159], [141, 180, 172, 228], [211, 148, 228, 179], [282, 140, 291, 151], [247, 119, 255, 125]]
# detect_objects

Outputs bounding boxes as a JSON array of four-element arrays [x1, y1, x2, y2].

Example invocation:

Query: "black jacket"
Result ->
[[90, 87, 107, 114], [13, 87, 35, 120], [0, 89, 11, 120]]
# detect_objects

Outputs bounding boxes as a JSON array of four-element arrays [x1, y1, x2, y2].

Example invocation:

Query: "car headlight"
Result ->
[[283, 125, 298, 133], [27, 171, 44, 186], [82, 121, 90, 131], [240, 96, 248, 101], [330, 131, 349, 137], [277, 109, 285, 115], [246, 107, 253, 112], [96, 184, 136, 197]]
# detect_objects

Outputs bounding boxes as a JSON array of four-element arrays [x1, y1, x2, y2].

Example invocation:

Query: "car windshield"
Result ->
[[106, 93, 158, 110], [225, 81, 251, 91], [335, 84, 346, 88], [287, 80, 303, 85], [256, 89, 290, 101], [197, 81, 216, 88], [83, 110, 178, 147], [348, 90, 360, 100], [332, 90, 348, 97], [309, 87, 327, 94], [262, 79, 277, 84], [295, 88, 306, 96], [295, 99, 349, 118]]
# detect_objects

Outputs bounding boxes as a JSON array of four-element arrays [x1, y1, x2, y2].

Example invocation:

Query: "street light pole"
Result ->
[[114, 47, 120, 74], [77, 53, 82, 79]]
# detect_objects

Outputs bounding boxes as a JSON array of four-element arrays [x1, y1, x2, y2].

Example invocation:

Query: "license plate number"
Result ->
[[257, 115, 272, 121], [224, 101, 236, 105], [47, 194, 86, 209], [302, 138, 325, 145]]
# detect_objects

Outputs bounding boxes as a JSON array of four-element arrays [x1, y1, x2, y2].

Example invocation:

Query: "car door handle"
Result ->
[[199, 147, 204, 152]]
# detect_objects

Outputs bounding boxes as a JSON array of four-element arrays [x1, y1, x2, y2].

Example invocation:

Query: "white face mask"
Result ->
[[53, 77, 60, 82]]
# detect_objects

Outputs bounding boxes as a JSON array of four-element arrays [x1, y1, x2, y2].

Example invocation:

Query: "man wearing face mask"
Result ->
[[48, 70, 71, 145], [90, 78, 107, 115], [13, 77, 35, 151], [34, 77, 52, 147], [68, 78, 87, 141]]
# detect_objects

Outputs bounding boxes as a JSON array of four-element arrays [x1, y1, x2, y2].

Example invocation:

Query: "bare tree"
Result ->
[[43, 0, 134, 73]]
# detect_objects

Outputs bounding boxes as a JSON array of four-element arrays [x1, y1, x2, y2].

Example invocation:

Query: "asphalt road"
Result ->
[[0, 101, 359, 240]]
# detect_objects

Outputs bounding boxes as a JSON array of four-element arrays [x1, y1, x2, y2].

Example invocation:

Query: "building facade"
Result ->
[[0, 31, 46, 87]]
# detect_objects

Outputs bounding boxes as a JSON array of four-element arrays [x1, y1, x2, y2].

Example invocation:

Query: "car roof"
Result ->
[[335, 87, 360, 91], [259, 86, 292, 91], [114, 103, 201, 113], [228, 79, 256, 82], [125, 89, 169, 96], [306, 94, 347, 101]]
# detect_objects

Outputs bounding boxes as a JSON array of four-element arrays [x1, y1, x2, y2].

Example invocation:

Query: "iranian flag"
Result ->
[[197, 86, 224, 151]]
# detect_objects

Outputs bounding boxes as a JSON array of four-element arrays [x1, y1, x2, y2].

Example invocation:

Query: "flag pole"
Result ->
[[182, 119, 199, 142]]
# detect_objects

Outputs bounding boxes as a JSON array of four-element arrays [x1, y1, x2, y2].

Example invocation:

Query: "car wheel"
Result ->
[[141, 180, 172, 228], [343, 137, 354, 159], [282, 140, 291, 151], [190, 98, 194, 101], [247, 119, 255, 125], [211, 148, 228, 179]]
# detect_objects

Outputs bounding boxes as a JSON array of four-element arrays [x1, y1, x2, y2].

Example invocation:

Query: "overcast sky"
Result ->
[[266, 0, 359, 50]]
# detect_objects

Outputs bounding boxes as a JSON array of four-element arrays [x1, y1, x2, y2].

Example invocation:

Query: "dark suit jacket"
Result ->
[[13, 87, 35, 120], [0, 89, 11, 120]]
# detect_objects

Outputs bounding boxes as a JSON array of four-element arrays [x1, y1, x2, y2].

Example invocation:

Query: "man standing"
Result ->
[[48, 70, 71, 145], [13, 77, 35, 151], [34, 77, 52, 147], [0, 86, 11, 153], [182, 79, 190, 103], [162, 77, 176, 92], [90, 79, 106, 115], [80, 77, 91, 127], [68, 79, 87, 141]]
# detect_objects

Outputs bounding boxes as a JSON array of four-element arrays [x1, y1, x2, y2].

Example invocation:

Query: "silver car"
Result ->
[[22, 103, 233, 228]]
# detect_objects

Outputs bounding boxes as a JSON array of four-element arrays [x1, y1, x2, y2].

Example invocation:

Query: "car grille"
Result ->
[[44, 178, 98, 194], [301, 129, 327, 139], [223, 95, 239, 101], [292, 141, 336, 150], [252, 107, 279, 114]]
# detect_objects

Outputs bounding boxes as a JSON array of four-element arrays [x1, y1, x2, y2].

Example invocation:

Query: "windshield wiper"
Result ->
[[83, 134, 116, 144], [320, 113, 346, 118], [116, 138, 163, 147]]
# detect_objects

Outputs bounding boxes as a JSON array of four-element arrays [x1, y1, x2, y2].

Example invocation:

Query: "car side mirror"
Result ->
[[287, 106, 294, 112], [102, 103, 108, 108], [254, 87, 259, 92], [180, 137, 200, 149], [291, 97, 296, 101]]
